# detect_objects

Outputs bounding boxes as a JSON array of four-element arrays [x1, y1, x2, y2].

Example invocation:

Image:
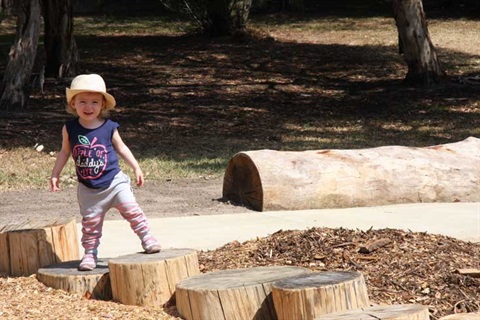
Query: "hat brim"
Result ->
[[66, 89, 116, 110]]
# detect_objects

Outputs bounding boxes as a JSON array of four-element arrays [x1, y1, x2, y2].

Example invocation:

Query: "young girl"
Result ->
[[50, 74, 161, 271]]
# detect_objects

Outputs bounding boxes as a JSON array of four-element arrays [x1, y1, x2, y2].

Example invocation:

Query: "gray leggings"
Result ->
[[77, 171, 152, 255]]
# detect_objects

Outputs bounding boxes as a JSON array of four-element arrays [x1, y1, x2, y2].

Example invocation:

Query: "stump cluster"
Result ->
[[1, 217, 475, 319]]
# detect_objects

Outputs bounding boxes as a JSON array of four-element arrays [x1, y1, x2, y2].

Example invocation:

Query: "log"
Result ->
[[108, 248, 199, 307], [223, 137, 480, 211], [317, 304, 430, 319], [37, 259, 112, 300], [176, 266, 311, 320], [0, 219, 79, 276], [439, 313, 480, 320], [272, 271, 370, 319]]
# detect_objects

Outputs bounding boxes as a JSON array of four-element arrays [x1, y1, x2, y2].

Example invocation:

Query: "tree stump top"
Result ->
[[109, 248, 196, 264], [178, 266, 310, 290], [0, 218, 75, 233], [274, 271, 363, 289], [37, 259, 109, 276]]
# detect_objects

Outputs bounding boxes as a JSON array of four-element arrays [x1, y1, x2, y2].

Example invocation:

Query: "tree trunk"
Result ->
[[205, 0, 252, 36], [223, 137, 480, 211], [176, 266, 310, 320], [42, 0, 78, 78], [272, 271, 370, 319], [392, 0, 445, 84], [0, 0, 41, 111]]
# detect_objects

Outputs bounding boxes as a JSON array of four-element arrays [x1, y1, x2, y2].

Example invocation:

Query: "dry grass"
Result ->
[[0, 10, 479, 191]]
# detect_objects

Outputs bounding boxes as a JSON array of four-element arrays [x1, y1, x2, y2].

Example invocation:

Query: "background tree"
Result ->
[[42, 0, 78, 77], [0, 0, 41, 111], [160, 0, 253, 36], [392, 0, 445, 85]]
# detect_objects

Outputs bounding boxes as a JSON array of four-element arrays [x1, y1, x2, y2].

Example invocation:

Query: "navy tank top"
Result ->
[[66, 118, 121, 189]]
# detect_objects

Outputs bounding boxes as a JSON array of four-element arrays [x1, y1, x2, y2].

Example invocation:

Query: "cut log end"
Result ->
[[223, 152, 263, 211], [37, 259, 112, 300]]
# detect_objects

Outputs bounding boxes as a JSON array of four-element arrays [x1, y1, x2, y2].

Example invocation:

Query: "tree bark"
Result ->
[[205, 0, 253, 36], [0, 0, 41, 111], [392, 0, 445, 84], [223, 137, 480, 211], [42, 0, 78, 78]]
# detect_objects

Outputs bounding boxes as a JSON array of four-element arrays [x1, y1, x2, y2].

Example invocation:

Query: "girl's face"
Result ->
[[71, 92, 105, 122]]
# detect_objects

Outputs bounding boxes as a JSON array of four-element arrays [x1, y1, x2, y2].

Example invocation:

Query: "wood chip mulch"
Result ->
[[0, 227, 478, 319], [198, 227, 480, 319]]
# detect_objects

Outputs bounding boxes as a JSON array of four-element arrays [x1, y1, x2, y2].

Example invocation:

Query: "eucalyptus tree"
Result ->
[[0, 0, 78, 111], [0, 0, 41, 111], [392, 0, 445, 84], [161, 0, 253, 36]]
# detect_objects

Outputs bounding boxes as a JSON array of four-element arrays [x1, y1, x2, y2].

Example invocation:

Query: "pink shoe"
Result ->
[[78, 253, 97, 271], [142, 237, 161, 254]]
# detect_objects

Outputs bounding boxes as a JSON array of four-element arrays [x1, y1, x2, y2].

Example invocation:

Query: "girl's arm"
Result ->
[[50, 125, 71, 192], [112, 129, 144, 187]]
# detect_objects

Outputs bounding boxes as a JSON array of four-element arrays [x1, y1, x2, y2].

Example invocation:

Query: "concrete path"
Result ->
[[78, 202, 480, 258]]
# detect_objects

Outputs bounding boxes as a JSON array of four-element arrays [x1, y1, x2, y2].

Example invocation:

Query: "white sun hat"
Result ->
[[66, 74, 116, 110]]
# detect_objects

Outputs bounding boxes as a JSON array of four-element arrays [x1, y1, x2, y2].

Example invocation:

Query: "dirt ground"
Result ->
[[0, 176, 252, 229]]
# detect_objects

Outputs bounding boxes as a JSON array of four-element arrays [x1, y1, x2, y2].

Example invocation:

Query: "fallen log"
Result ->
[[317, 304, 430, 319], [109, 248, 199, 307], [176, 266, 311, 320], [272, 271, 370, 319], [0, 219, 79, 276], [37, 259, 111, 300], [223, 137, 480, 211]]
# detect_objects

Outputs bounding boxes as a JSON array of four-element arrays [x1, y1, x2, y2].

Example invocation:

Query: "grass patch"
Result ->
[[0, 9, 479, 191]]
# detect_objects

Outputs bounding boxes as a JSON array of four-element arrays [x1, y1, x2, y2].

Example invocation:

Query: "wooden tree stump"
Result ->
[[317, 304, 430, 319], [223, 137, 480, 211], [37, 259, 112, 300], [272, 271, 370, 319], [176, 266, 311, 320], [0, 219, 79, 276], [439, 313, 480, 320], [108, 248, 199, 307]]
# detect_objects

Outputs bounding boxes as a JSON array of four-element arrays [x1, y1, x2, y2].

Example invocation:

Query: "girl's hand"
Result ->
[[134, 168, 145, 187], [50, 177, 61, 192]]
